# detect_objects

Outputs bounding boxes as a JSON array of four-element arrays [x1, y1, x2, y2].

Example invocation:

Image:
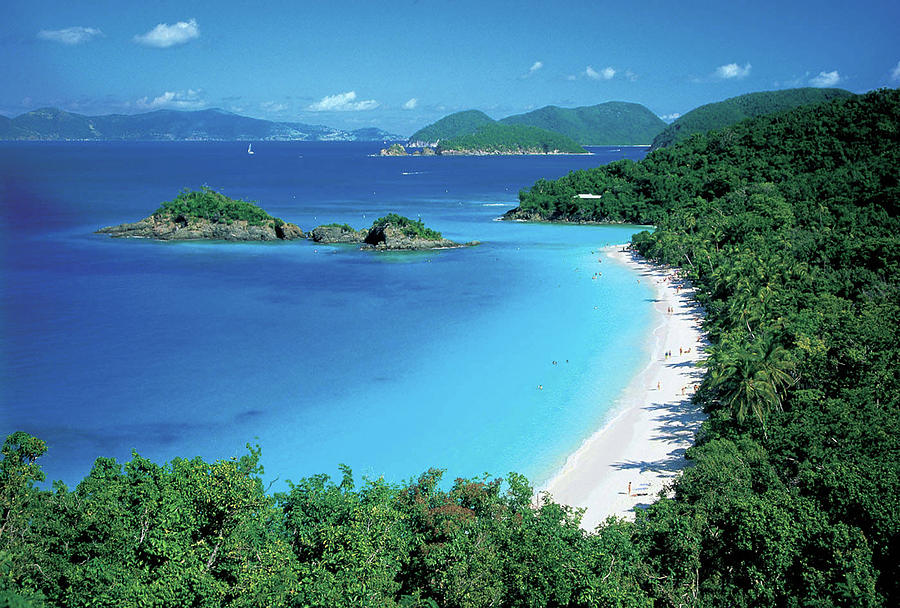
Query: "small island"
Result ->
[[309, 214, 477, 250], [379, 143, 408, 156], [96, 188, 305, 241]]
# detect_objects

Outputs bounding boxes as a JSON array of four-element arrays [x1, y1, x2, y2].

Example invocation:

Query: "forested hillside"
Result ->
[[650, 87, 853, 149], [410, 102, 664, 147], [500, 102, 665, 145], [406, 110, 495, 145], [2, 89, 898, 607], [510, 88, 900, 604], [437, 123, 587, 154]]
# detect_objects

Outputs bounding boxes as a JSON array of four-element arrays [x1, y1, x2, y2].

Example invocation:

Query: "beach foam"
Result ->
[[540, 246, 707, 530]]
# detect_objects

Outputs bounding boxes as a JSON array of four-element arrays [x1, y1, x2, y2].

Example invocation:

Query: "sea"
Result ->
[[0, 141, 653, 491]]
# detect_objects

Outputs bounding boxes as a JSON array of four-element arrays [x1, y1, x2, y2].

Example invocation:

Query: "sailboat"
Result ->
[[247, 143, 255, 155]]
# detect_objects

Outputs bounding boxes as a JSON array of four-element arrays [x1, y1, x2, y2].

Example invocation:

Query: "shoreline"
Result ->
[[539, 246, 707, 530]]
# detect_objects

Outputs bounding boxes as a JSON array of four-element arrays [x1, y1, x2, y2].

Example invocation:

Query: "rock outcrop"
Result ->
[[362, 223, 466, 250], [379, 143, 408, 156], [96, 215, 305, 241], [308, 224, 367, 244]]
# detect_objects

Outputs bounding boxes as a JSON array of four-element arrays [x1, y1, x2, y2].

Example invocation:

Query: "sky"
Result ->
[[3, 0, 899, 136]]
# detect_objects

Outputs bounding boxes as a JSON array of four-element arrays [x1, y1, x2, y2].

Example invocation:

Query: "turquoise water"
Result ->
[[0, 142, 653, 488]]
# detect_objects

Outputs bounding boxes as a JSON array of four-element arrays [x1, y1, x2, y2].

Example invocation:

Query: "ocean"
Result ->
[[0, 141, 652, 490]]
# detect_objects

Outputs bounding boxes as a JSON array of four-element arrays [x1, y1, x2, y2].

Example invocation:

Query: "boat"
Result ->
[[247, 144, 255, 155]]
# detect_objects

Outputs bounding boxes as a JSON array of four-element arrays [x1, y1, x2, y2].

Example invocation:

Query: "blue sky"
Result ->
[[4, 0, 899, 135]]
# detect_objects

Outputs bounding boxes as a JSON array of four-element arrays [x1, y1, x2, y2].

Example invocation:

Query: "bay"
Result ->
[[0, 141, 652, 489]]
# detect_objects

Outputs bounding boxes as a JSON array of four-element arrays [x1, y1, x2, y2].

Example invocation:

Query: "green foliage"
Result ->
[[437, 123, 587, 154], [407, 110, 495, 144], [500, 101, 666, 145], [153, 187, 284, 227], [651, 87, 854, 149], [320, 222, 358, 232], [3, 441, 656, 607], [371, 214, 443, 240], [1, 440, 298, 607], [511, 87, 900, 605]]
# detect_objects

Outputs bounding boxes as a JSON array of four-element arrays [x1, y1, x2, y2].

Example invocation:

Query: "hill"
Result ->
[[500, 101, 665, 144], [650, 87, 854, 149], [407, 110, 495, 146], [438, 123, 586, 154], [0, 107, 402, 142], [507, 87, 900, 604]]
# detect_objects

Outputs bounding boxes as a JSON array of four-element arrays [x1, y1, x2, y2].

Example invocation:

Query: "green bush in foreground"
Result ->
[[0, 435, 650, 607]]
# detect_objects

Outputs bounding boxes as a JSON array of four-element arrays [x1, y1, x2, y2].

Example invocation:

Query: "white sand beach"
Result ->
[[540, 246, 707, 530]]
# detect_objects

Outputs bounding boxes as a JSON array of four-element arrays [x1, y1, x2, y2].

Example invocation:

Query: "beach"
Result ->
[[541, 246, 707, 530]]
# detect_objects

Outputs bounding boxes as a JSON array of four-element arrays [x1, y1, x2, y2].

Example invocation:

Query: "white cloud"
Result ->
[[809, 70, 841, 87], [308, 91, 379, 112], [625, 70, 638, 82], [715, 62, 752, 79], [528, 61, 543, 74], [565, 74, 577, 81], [136, 89, 205, 110], [890, 61, 900, 82], [660, 112, 681, 122], [261, 101, 288, 113], [585, 65, 616, 80], [134, 19, 199, 48], [402, 98, 418, 110], [37, 26, 102, 45]]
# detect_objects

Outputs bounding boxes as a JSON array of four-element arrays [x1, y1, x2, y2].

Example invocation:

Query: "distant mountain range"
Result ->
[[0, 107, 403, 142], [408, 102, 666, 147], [650, 87, 854, 150]]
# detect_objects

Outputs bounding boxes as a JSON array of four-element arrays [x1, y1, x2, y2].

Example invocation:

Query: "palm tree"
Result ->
[[707, 335, 796, 438]]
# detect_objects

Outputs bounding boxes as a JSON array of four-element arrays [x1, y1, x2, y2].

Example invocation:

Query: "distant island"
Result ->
[[0, 107, 403, 142], [407, 102, 666, 149], [650, 87, 853, 150], [96, 188, 305, 241], [392, 112, 588, 156], [310, 214, 477, 250]]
